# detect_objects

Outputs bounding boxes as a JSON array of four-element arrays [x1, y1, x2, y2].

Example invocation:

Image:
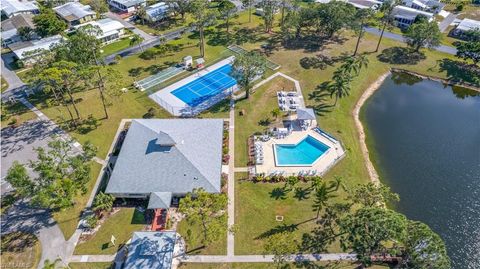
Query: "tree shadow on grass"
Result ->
[[293, 187, 311, 201], [377, 47, 426, 65], [270, 187, 288, 200], [438, 59, 480, 86], [308, 83, 334, 116], [255, 223, 300, 239]]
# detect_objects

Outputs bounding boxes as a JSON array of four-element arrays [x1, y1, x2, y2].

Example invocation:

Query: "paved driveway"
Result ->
[[1, 119, 61, 194]]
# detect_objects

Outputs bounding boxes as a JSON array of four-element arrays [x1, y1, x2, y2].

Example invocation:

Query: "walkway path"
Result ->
[[438, 13, 457, 33], [227, 99, 236, 257], [365, 27, 457, 55], [1, 54, 25, 91]]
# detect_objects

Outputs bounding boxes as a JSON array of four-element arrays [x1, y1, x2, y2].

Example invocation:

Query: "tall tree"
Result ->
[[312, 178, 340, 219], [135, 5, 147, 25], [375, 0, 401, 52], [231, 51, 267, 99], [264, 232, 298, 268], [218, 0, 237, 34], [403, 221, 451, 269], [404, 19, 442, 52], [352, 8, 375, 56], [241, 0, 253, 23], [17, 26, 35, 41], [279, 0, 291, 28], [316, 1, 356, 39], [339, 207, 407, 265], [172, 0, 193, 20], [190, 0, 217, 58], [455, 30, 480, 66], [5, 161, 33, 197], [6, 138, 97, 209], [53, 27, 102, 65], [259, 0, 280, 33], [33, 8, 67, 37], [348, 182, 399, 207], [129, 34, 144, 52], [179, 188, 228, 245]]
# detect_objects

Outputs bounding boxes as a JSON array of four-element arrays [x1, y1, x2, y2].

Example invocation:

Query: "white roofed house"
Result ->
[[8, 35, 62, 64], [452, 18, 480, 39], [1, 0, 39, 18], [347, 0, 382, 10], [105, 119, 224, 209], [53, 2, 96, 27], [75, 18, 126, 44], [144, 2, 172, 23], [391, 5, 434, 28], [401, 0, 444, 14], [107, 0, 146, 14]]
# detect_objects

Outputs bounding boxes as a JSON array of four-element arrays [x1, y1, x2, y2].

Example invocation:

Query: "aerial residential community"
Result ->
[[0, 0, 479, 267]]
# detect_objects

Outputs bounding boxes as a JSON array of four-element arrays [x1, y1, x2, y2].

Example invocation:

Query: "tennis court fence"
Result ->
[[227, 45, 281, 71], [134, 66, 185, 91]]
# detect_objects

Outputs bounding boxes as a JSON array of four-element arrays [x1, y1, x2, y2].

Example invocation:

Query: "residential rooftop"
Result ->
[[53, 2, 95, 22], [110, 0, 146, 8], [124, 231, 176, 269], [75, 18, 125, 39], [1, 14, 35, 41], [105, 119, 224, 197], [392, 5, 434, 21], [1, 0, 38, 18], [9, 35, 63, 60], [456, 18, 480, 33]]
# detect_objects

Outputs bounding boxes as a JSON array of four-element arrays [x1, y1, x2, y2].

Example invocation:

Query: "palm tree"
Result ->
[[271, 108, 281, 120], [376, 0, 401, 52], [329, 75, 352, 106], [353, 8, 374, 56], [135, 5, 147, 25], [312, 178, 341, 219], [92, 192, 115, 216], [130, 34, 143, 52]]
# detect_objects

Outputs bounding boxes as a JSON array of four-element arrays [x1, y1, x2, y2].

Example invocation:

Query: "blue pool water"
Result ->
[[274, 136, 330, 166], [171, 64, 237, 107]]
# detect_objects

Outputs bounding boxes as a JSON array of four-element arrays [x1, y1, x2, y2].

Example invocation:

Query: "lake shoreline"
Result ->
[[353, 71, 390, 185]]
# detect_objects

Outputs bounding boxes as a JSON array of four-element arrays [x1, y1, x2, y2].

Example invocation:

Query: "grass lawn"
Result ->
[[74, 208, 147, 255], [100, 37, 137, 56], [179, 262, 390, 268], [1, 76, 8, 92], [53, 162, 103, 240], [234, 76, 295, 167], [177, 217, 227, 255], [0, 232, 42, 269], [68, 262, 113, 269], [1, 101, 37, 128], [134, 14, 195, 36], [234, 173, 343, 254]]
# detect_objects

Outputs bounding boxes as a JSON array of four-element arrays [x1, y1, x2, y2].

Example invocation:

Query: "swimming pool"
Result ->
[[274, 135, 330, 166], [171, 64, 237, 107]]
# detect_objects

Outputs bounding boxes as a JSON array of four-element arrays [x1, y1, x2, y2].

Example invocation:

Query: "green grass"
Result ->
[[1, 76, 8, 92], [234, 173, 343, 255], [100, 37, 137, 56], [1, 101, 37, 128], [234, 77, 295, 167], [0, 232, 42, 269], [74, 208, 147, 255], [68, 262, 113, 269], [177, 217, 227, 255], [53, 162, 103, 240], [178, 262, 390, 268]]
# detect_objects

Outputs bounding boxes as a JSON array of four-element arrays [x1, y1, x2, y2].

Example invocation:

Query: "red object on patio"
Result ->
[[151, 209, 168, 231]]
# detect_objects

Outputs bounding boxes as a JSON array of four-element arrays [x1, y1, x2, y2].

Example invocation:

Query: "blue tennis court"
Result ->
[[171, 64, 237, 107]]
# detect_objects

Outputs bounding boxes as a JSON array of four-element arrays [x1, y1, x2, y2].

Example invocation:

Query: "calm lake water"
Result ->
[[362, 73, 480, 269]]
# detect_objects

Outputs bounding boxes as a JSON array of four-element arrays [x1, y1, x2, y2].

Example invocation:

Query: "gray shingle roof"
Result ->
[[124, 231, 176, 269], [297, 108, 316, 120], [105, 119, 223, 196], [148, 192, 172, 209]]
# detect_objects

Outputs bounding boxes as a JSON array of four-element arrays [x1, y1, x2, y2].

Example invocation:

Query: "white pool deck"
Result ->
[[255, 128, 345, 176], [149, 56, 236, 116]]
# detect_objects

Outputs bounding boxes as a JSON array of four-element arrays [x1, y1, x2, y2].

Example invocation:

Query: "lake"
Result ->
[[362, 73, 480, 269]]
